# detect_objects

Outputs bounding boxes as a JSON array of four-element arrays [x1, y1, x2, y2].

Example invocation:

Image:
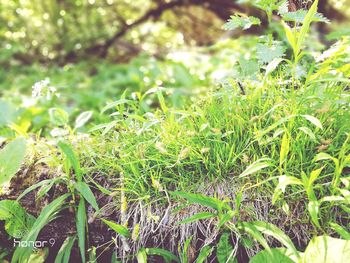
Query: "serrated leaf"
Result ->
[[0, 200, 35, 238], [282, 10, 330, 24], [217, 232, 235, 263], [223, 15, 261, 31], [257, 42, 285, 64]]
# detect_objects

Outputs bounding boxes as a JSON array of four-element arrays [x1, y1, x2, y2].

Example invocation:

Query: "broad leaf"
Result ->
[[217, 232, 235, 263], [0, 200, 35, 238], [301, 236, 350, 263], [249, 248, 295, 263], [223, 15, 261, 31], [0, 137, 26, 186]]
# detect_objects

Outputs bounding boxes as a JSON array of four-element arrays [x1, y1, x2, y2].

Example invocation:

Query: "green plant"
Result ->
[[0, 137, 26, 188]]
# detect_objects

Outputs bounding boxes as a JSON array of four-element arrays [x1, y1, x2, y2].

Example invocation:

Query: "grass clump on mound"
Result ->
[[1, 1, 350, 262]]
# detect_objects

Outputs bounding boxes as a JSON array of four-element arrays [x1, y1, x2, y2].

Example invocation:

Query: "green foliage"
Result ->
[[101, 219, 131, 238], [302, 236, 350, 263], [0, 200, 35, 238], [249, 248, 294, 263], [54, 236, 76, 263], [217, 232, 235, 263], [76, 198, 87, 263], [0, 137, 26, 186], [0, 0, 350, 262], [12, 194, 69, 263], [223, 15, 261, 31]]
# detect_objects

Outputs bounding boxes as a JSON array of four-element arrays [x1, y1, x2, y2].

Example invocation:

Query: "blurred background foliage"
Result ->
[[0, 0, 349, 136], [1, 0, 349, 65]]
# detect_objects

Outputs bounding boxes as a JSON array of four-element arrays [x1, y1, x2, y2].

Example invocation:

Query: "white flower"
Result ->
[[32, 78, 50, 98], [31, 78, 58, 100]]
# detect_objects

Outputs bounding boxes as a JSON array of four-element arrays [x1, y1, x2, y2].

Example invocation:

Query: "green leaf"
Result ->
[[58, 141, 82, 182], [217, 232, 235, 263], [265, 58, 284, 76], [172, 191, 229, 211], [272, 175, 302, 204], [329, 222, 350, 240], [240, 221, 299, 260], [0, 100, 17, 126], [101, 219, 131, 238], [0, 137, 26, 186], [240, 158, 272, 177], [49, 108, 69, 126], [74, 182, 99, 212], [282, 21, 297, 56], [76, 198, 86, 263], [223, 15, 261, 31], [298, 127, 316, 141], [296, 0, 319, 54], [74, 111, 93, 129], [301, 236, 350, 263], [16, 179, 56, 201], [0, 200, 35, 238], [195, 246, 213, 263], [101, 99, 133, 113], [145, 248, 179, 263], [178, 212, 215, 224], [282, 9, 330, 24], [54, 236, 76, 263], [249, 248, 295, 263], [137, 248, 147, 263], [314, 152, 336, 163], [308, 201, 320, 228], [301, 115, 323, 129], [257, 42, 285, 64], [12, 194, 69, 263], [279, 132, 290, 167]]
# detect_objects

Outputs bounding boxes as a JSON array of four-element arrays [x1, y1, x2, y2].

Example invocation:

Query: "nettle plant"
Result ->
[[223, 0, 335, 84]]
